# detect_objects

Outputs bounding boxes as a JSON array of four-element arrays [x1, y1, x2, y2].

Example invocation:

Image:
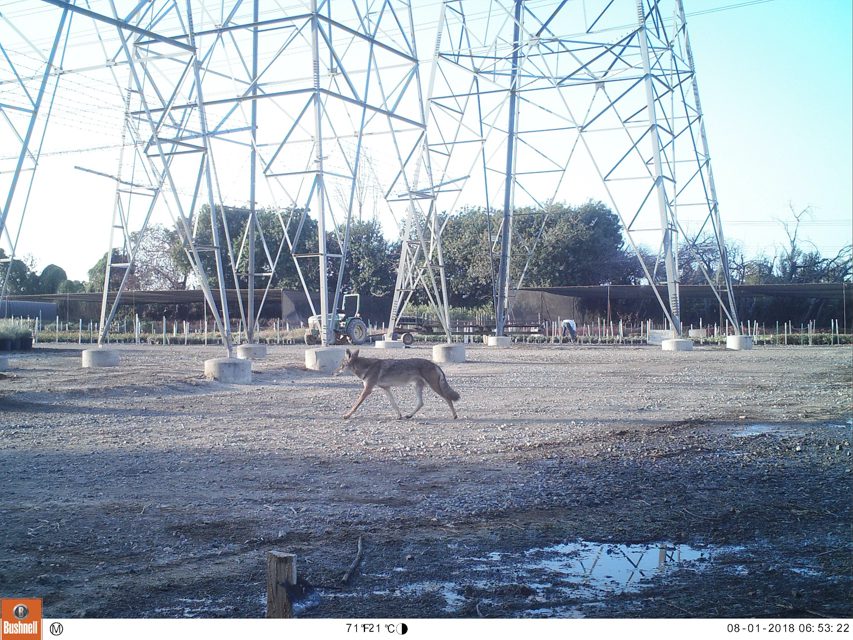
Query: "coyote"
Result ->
[[336, 349, 460, 419]]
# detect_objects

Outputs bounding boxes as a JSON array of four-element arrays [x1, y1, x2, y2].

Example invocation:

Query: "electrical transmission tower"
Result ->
[[1, 0, 448, 352], [2, 0, 740, 352], [0, 4, 71, 304], [427, 0, 740, 338]]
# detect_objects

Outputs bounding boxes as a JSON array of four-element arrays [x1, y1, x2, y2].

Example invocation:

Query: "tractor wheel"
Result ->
[[401, 332, 414, 346], [304, 332, 319, 345], [346, 318, 368, 345]]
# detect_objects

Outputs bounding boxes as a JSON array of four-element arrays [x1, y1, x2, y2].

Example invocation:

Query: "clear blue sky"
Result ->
[[685, 0, 852, 262], [3, 0, 851, 282]]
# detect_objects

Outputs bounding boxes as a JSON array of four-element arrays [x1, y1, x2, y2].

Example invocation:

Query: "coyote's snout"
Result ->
[[336, 349, 460, 419]]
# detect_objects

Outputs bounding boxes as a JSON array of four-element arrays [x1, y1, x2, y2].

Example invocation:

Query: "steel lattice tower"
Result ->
[[1, 0, 450, 351], [0, 4, 71, 304], [1, 0, 740, 348], [426, 0, 741, 337]]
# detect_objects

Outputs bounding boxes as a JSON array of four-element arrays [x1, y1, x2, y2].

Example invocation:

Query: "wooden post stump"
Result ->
[[266, 551, 296, 618]]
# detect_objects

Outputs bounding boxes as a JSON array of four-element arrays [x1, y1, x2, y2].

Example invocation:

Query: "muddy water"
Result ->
[[315, 541, 743, 618]]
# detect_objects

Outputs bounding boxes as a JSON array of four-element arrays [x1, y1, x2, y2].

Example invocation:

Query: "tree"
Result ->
[[85, 223, 190, 293], [191, 204, 321, 293], [1, 251, 81, 296], [775, 205, 852, 285], [439, 201, 641, 309], [87, 250, 137, 292], [38, 264, 68, 294], [339, 218, 395, 296], [673, 206, 852, 327], [514, 201, 641, 288], [128, 224, 190, 290], [260, 207, 321, 293], [329, 218, 398, 319], [0, 250, 39, 295], [57, 279, 85, 294], [439, 207, 497, 307]]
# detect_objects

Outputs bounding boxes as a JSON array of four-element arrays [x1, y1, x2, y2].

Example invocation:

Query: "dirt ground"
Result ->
[[0, 342, 850, 619]]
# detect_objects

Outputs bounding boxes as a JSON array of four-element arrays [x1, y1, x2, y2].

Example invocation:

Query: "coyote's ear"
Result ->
[[352, 349, 359, 358], [345, 349, 352, 358]]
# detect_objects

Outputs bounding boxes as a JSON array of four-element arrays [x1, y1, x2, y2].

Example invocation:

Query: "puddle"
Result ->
[[732, 424, 790, 438], [355, 540, 739, 616], [731, 422, 851, 438], [521, 541, 715, 595]]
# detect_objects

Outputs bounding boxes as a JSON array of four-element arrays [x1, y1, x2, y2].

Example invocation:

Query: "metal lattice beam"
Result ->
[[426, 0, 741, 337], [10, 0, 444, 351], [0, 4, 70, 304]]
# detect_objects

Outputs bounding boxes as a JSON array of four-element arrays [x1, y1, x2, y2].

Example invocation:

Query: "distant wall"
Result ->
[[510, 291, 583, 324], [0, 300, 58, 320], [280, 290, 316, 325]]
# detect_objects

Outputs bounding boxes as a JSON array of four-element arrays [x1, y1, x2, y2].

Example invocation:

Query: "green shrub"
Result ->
[[13, 324, 32, 339], [0, 320, 14, 340], [0, 320, 31, 340]]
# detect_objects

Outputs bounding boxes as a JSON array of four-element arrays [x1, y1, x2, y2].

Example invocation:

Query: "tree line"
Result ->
[[2, 202, 849, 326], [0, 249, 85, 295]]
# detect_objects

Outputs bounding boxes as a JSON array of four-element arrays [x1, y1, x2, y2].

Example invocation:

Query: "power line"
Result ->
[[687, 0, 779, 18], [725, 220, 852, 227]]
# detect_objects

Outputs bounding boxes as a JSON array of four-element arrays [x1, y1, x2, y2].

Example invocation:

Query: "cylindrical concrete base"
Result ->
[[82, 348, 120, 368], [375, 340, 405, 349], [661, 338, 693, 352], [726, 335, 754, 351], [486, 336, 511, 347], [305, 347, 345, 373], [204, 357, 252, 383], [236, 343, 268, 360], [432, 343, 466, 363], [0, 355, 8, 371]]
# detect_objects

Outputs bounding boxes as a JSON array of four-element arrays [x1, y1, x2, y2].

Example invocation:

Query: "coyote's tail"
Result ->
[[439, 370, 460, 402]]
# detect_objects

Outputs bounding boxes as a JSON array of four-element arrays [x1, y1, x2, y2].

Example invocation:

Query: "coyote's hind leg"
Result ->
[[405, 381, 425, 419], [381, 387, 404, 419]]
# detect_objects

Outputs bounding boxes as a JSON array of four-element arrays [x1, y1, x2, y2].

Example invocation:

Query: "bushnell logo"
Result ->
[[1, 598, 42, 640]]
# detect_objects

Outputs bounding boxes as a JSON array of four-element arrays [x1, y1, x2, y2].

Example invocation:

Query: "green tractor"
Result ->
[[304, 293, 369, 346]]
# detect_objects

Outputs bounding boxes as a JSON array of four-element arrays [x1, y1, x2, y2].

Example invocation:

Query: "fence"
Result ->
[[2, 314, 850, 348], [442, 316, 851, 346], [2, 314, 394, 347]]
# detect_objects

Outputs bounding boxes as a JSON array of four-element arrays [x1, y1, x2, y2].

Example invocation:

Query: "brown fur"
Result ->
[[336, 349, 459, 419]]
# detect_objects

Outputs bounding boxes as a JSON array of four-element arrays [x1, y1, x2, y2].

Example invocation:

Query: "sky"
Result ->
[[1, 0, 851, 283], [685, 0, 852, 264]]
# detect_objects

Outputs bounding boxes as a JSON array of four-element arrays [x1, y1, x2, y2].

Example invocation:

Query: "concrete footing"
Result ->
[[647, 329, 674, 346], [0, 355, 7, 371], [82, 348, 120, 368], [305, 347, 345, 373], [486, 336, 511, 347], [688, 328, 707, 339], [375, 340, 405, 349], [432, 343, 466, 363], [204, 357, 252, 383], [236, 343, 268, 360], [726, 335, 754, 351], [661, 338, 694, 352]]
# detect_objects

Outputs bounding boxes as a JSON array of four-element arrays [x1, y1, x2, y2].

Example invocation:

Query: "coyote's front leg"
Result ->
[[343, 382, 374, 418]]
